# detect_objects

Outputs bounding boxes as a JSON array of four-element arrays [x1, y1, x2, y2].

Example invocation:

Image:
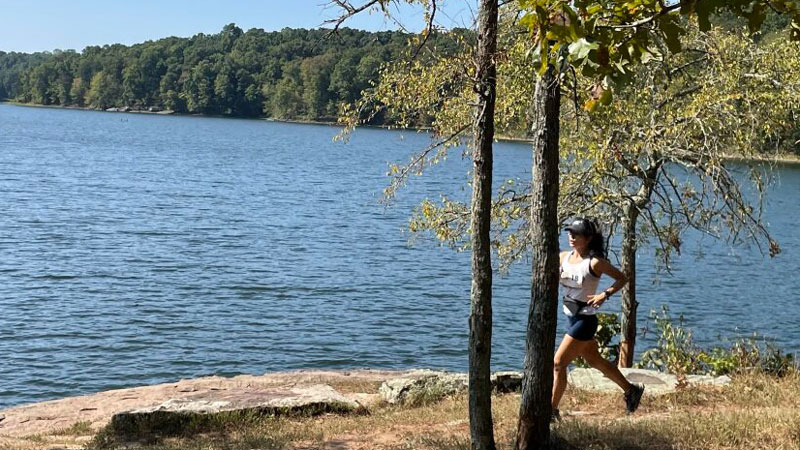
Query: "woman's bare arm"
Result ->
[[586, 258, 629, 307]]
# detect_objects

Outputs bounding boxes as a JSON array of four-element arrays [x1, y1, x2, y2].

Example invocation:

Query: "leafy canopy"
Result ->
[[517, 0, 800, 108]]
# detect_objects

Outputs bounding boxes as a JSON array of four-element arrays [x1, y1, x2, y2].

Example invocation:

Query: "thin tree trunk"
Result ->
[[468, 0, 498, 449], [515, 64, 561, 450], [618, 204, 639, 368]]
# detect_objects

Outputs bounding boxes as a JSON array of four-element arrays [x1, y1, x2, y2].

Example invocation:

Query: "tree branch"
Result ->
[[383, 123, 470, 202], [326, 0, 386, 34], [595, 2, 682, 30], [412, 0, 438, 58]]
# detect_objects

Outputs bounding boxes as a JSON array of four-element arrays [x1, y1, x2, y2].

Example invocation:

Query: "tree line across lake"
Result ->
[[0, 24, 467, 120], [0, 16, 796, 155]]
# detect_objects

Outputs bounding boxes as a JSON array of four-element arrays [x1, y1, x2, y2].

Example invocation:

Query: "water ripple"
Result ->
[[0, 104, 798, 409]]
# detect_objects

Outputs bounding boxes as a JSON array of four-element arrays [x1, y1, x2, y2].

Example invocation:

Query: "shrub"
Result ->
[[637, 306, 704, 376], [637, 306, 797, 377]]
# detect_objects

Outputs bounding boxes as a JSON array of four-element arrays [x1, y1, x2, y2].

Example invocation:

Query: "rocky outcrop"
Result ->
[[0, 370, 411, 439], [110, 384, 362, 438], [379, 371, 468, 406], [492, 371, 524, 393], [378, 368, 732, 405], [568, 368, 731, 395], [378, 370, 525, 405], [0, 367, 734, 447]]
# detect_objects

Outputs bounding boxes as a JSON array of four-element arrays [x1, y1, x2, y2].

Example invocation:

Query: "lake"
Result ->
[[0, 103, 797, 409]]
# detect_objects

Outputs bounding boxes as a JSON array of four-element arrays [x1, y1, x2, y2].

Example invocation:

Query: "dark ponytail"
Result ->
[[585, 218, 606, 260]]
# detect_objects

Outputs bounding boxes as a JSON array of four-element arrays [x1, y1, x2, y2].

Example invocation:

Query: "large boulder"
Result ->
[[379, 371, 468, 406], [491, 371, 523, 393], [379, 370, 525, 405]]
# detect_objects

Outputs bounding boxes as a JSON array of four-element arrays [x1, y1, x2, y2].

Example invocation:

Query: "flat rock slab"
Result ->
[[124, 385, 359, 414], [568, 368, 731, 395], [110, 384, 362, 438], [0, 369, 413, 440]]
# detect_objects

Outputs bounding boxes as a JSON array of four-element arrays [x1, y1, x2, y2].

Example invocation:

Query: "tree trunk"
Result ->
[[468, 1, 498, 449], [618, 204, 639, 368], [515, 64, 561, 450]]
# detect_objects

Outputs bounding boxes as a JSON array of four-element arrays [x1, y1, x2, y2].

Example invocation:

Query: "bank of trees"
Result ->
[[0, 24, 468, 119]]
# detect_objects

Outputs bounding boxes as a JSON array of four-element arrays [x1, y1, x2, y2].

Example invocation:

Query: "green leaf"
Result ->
[[695, 0, 714, 32], [519, 13, 537, 31], [641, 45, 662, 64], [607, 70, 631, 89], [581, 62, 598, 77], [568, 38, 599, 61], [586, 4, 603, 15], [548, 25, 575, 42], [538, 39, 550, 76], [658, 16, 684, 54], [598, 87, 613, 105]]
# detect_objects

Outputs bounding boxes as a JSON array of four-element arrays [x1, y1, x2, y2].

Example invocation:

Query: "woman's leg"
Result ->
[[552, 334, 591, 409], [581, 340, 633, 392]]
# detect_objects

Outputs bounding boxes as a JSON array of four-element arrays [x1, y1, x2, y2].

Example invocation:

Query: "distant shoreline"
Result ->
[[0, 100, 535, 144], [3, 101, 798, 162]]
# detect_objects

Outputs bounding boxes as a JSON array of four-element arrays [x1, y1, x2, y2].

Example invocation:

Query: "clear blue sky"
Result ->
[[0, 0, 477, 53]]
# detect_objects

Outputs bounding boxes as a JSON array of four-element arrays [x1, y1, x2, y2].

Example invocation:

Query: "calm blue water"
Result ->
[[0, 103, 798, 409]]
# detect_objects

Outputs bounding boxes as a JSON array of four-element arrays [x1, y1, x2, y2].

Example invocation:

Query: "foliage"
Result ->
[[697, 337, 797, 377], [515, 0, 800, 111], [0, 25, 466, 120], [555, 26, 798, 270], [637, 306, 797, 377], [375, 23, 798, 273], [637, 306, 705, 375]]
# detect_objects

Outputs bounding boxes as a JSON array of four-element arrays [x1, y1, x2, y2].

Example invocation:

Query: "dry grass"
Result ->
[[72, 372, 800, 450], [52, 420, 94, 436], [324, 379, 384, 395]]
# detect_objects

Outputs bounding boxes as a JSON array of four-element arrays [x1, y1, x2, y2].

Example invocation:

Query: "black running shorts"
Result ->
[[566, 314, 598, 341]]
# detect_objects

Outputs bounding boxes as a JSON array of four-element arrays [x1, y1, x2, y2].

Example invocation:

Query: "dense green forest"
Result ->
[[0, 24, 468, 120], [0, 16, 795, 151]]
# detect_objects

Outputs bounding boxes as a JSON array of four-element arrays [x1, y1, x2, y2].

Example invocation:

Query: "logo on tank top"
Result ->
[[560, 271, 585, 288]]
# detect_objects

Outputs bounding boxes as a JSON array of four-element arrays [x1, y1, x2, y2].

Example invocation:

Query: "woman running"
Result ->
[[552, 218, 644, 420]]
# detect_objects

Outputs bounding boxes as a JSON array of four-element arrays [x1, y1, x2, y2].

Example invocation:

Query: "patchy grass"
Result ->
[[551, 408, 800, 450], [88, 430, 287, 450], [77, 371, 800, 449], [326, 379, 383, 395], [52, 420, 94, 436]]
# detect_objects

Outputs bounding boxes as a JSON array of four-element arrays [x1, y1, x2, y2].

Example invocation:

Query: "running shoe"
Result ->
[[624, 384, 645, 414]]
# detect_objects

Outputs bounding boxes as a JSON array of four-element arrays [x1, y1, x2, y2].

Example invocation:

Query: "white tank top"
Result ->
[[559, 251, 600, 316]]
